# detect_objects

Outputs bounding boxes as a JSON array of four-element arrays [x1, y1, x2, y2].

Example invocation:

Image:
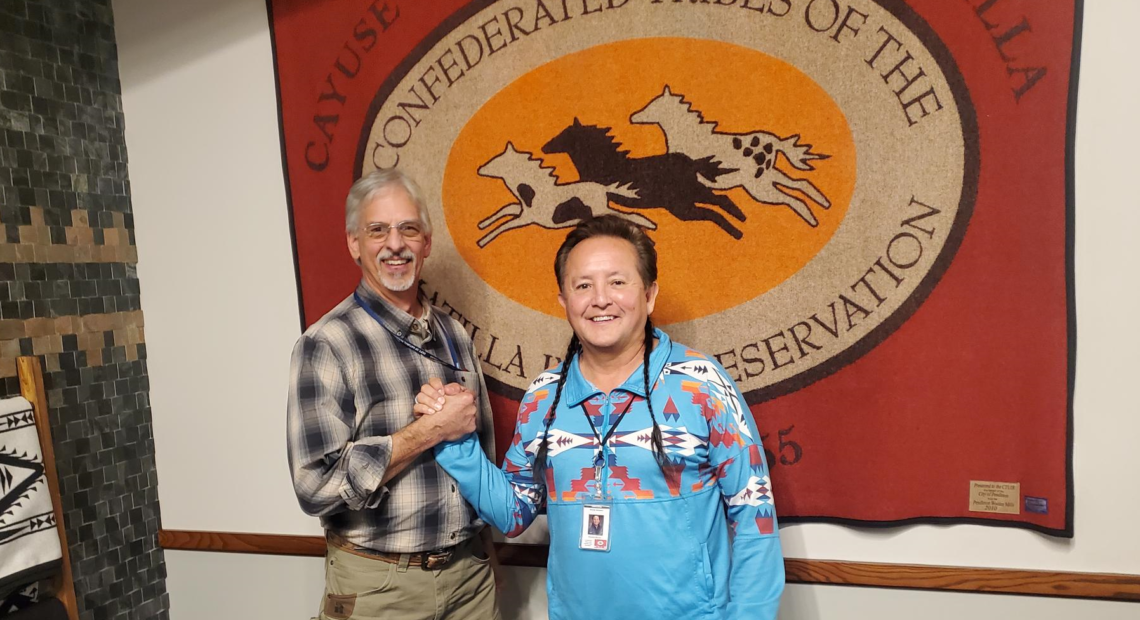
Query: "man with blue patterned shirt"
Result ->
[[287, 169, 500, 620], [417, 215, 784, 619]]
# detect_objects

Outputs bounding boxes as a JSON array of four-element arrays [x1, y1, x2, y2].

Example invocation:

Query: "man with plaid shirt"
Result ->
[[287, 169, 500, 620]]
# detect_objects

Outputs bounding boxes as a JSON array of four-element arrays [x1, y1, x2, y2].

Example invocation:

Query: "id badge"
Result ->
[[579, 504, 612, 552]]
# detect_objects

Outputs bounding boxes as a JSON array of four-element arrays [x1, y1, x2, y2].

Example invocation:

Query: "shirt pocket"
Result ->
[[699, 541, 716, 601], [449, 369, 477, 395]]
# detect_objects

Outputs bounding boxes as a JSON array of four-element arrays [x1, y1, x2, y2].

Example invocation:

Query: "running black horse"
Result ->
[[541, 118, 745, 239]]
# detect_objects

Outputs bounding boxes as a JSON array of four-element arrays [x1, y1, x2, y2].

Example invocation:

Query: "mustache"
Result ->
[[376, 250, 415, 264]]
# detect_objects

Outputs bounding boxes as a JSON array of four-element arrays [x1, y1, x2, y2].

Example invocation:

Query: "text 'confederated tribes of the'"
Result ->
[[306, 0, 957, 173], [714, 196, 943, 384]]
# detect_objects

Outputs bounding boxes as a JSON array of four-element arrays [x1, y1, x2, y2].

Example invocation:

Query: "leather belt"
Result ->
[[326, 532, 463, 570]]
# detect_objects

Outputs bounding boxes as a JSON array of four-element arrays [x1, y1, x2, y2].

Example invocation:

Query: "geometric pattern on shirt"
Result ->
[[663, 360, 754, 440], [611, 425, 705, 457], [559, 456, 655, 502], [526, 428, 596, 458], [727, 475, 773, 508], [528, 424, 706, 459], [510, 481, 545, 508], [607, 458, 654, 500], [662, 395, 681, 422], [525, 370, 560, 394], [561, 464, 601, 502]]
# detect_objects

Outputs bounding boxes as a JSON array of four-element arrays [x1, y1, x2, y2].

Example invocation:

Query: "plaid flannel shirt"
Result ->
[[287, 282, 495, 553]]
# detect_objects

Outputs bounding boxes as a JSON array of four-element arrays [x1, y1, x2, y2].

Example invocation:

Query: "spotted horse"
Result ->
[[630, 86, 833, 227]]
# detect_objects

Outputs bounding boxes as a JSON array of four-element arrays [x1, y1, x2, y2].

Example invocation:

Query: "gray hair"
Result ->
[[345, 168, 433, 236]]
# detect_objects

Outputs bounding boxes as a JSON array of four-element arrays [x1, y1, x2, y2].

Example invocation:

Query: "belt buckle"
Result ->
[[420, 549, 452, 571]]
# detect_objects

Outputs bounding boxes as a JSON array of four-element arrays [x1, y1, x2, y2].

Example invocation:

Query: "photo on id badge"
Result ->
[[580, 505, 611, 551]]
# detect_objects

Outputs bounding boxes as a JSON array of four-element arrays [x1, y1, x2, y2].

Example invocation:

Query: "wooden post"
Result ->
[[17, 356, 80, 620]]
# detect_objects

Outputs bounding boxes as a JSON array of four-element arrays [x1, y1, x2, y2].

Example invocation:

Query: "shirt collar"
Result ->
[[354, 281, 428, 336], [561, 328, 673, 407]]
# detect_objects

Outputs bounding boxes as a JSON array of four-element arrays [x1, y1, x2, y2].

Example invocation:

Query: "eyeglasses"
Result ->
[[360, 220, 426, 241]]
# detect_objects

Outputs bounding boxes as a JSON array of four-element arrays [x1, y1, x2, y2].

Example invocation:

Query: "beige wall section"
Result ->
[[115, 0, 1140, 617], [114, 0, 314, 537]]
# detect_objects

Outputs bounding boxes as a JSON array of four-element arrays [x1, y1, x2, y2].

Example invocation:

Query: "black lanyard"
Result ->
[[582, 395, 636, 467], [354, 292, 467, 373]]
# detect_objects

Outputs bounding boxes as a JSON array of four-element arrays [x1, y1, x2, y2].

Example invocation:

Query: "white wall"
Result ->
[[111, 0, 312, 537], [113, 0, 1140, 617]]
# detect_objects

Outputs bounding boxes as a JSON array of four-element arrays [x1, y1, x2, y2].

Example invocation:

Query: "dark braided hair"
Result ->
[[642, 317, 670, 470], [533, 215, 669, 480], [533, 334, 580, 482]]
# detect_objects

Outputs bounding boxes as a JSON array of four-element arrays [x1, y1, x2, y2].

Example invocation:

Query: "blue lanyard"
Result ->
[[353, 292, 467, 373]]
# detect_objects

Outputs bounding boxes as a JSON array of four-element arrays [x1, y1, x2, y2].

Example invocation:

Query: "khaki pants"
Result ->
[[317, 537, 501, 620]]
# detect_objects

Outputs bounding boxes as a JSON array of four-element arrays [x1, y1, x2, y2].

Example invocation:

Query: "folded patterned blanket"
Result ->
[[0, 397, 62, 600]]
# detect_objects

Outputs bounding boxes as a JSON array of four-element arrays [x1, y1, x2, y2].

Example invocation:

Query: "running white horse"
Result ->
[[630, 86, 832, 227], [475, 142, 655, 247]]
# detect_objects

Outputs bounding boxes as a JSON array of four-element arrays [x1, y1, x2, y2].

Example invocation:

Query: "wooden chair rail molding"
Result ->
[[158, 529, 1140, 601]]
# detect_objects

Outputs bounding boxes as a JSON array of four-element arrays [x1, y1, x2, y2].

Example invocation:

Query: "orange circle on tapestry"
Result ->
[[442, 37, 855, 325]]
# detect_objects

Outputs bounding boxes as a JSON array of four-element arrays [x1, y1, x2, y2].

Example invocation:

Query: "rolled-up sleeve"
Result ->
[[287, 334, 392, 516]]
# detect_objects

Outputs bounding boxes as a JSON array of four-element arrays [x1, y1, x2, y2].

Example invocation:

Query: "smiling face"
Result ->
[[558, 236, 658, 361], [347, 187, 432, 308]]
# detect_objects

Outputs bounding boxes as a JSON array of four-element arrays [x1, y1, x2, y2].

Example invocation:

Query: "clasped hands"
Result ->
[[414, 377, 476, 443]]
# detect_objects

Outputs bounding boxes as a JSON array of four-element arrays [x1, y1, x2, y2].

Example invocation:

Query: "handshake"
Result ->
[[414, 377, 478, 444]]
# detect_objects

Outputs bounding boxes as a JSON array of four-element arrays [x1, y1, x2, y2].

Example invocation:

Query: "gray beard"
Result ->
[[380, 274, 415, 292], [376, 255, 416, 292]]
